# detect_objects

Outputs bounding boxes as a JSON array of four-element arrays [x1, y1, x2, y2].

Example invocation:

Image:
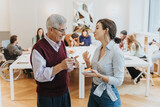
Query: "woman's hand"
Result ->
[[82, 68, 101, 78], [73, 56, 79, 68], [82, 51, 91, 62]]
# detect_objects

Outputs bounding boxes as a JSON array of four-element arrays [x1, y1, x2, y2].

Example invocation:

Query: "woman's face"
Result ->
[[82, 31, 87, 37], [93, 22, 106, 41], [38, 29, 43, 36]]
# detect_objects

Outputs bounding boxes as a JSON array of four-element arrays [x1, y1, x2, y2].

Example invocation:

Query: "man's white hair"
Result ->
[[46, 14, 67, 31]]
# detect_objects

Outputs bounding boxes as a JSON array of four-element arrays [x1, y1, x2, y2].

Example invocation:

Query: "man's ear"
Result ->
[[49, 27, 52, 32]]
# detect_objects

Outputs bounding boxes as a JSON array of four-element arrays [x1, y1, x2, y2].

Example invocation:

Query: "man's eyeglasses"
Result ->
[[52, 27, 66, 33]]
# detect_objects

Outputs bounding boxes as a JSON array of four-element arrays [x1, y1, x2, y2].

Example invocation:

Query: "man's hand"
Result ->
[[60, 58, 75, 70]]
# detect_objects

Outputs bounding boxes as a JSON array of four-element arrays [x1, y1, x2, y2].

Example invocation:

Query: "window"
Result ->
[[148, 0, 160, 33]]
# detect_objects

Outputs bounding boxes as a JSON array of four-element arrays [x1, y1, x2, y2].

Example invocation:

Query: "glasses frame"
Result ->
[[52, 27, 66, 33]]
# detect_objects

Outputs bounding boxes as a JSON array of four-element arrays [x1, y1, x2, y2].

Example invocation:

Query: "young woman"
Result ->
[[82, 18, 125, 107], [32, 28, 44, 45], [126, 35, 146, 83], [79, 29, 91, 46]]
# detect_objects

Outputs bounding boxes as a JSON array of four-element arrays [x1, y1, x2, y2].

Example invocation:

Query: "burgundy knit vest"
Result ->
[[30, 38, 69, 97]]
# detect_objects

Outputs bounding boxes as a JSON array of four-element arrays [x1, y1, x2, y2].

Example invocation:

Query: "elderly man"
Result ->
[[31, 14, 78, 107]]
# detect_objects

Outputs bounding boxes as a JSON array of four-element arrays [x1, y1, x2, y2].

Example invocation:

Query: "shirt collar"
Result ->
[[44, 35, 61, 52], [105, 40, 114, 51]]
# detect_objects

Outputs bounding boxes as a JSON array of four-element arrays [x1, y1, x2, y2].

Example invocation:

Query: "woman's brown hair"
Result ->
[[97, 18, 121, 44], [126, 35, 141, 51], [81, 29, 89, 37], [36, 28, 44, 42]]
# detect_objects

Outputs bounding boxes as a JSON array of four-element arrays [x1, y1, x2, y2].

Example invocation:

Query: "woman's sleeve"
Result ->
[[108, 51, 125, 86]]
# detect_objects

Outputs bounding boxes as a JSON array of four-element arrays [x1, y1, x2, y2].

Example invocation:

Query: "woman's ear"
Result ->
[[106, 28, 109, 32], [104, 28, 109, 35]]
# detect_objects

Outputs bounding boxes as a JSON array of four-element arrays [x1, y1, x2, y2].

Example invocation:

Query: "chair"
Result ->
[[132, 57, 155, 85], [153, 59, 160, 76], [0, 47, 22, 81]]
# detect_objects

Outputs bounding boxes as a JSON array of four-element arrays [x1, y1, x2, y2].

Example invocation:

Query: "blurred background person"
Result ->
[[7, 35, 32, 78], [64, 33, 79, 47], [7, 35, 22, 60], [150, 27, 160, 74], [126, 35, 146, 83], [32, 28, 44, 46], [79, 29, 91, 46], [119, 30, 127, 51]]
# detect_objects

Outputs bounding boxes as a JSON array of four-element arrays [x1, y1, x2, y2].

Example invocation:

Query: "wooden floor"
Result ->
[[0, 69, 160, 107]]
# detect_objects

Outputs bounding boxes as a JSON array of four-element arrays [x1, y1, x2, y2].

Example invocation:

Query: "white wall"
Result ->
[[36, 0, 129, 34], [128, 0, 150, 34], [6, 0, 147, 48], [35, 0, 129, 46], [9, 0, 37, 48], [0, 0, 10, 31]]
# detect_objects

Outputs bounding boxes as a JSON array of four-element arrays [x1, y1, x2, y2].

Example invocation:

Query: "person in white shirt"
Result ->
[[126, 35, 146, 83]]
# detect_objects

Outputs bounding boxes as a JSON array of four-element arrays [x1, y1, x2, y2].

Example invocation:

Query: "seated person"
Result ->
[[150, 27, 160, 73], [119, 30, 127, 51], [126, 35, 146, 83], [7, 35, 22, 60], [64, 33, 79, 47], [79, 29, 91, 46], [32, 28, 44, 45], [7, 35, 33, 78]]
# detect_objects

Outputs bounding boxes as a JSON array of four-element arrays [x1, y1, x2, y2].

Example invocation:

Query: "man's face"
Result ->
[[14, 39, 18, 44], [49, 24, 66, 43]]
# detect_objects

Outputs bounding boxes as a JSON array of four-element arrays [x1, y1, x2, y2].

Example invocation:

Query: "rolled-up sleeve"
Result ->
[[108, 52, 125, 86], [32, 49, 55, 82]]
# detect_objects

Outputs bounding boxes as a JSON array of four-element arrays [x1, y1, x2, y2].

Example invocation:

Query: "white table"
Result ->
[[9, 46, 97, 100], [124, 55, 151, 96], [10, 54, 31, 100], [9, 46, 151, 101]]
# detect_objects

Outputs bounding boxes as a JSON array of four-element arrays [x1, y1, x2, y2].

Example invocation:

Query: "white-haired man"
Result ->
[[31, 14, 78, 107]]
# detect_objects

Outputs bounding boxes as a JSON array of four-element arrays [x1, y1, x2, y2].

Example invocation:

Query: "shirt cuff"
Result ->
[[43, 67, 55, 81], [108, 76, 116, 86]]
